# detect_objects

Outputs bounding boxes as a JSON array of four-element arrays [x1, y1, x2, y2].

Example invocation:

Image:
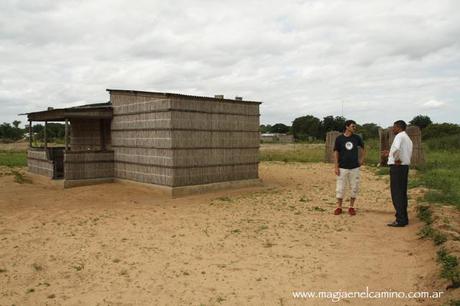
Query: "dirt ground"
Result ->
[[0, 162, 456, 305]]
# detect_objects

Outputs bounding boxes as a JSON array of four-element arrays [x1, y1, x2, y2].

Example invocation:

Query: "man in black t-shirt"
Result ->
[[333, 120, 365, 215]]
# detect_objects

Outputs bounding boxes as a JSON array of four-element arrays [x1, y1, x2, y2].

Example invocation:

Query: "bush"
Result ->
[[425, 135, 460, 151], [423, 123, 460, 140]]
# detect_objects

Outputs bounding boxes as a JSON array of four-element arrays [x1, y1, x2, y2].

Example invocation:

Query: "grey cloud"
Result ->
[[1, 0, 460, 127]]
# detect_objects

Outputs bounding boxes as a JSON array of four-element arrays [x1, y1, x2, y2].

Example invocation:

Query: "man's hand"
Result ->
[[334, 166, 340, 176], [395, 160, 402, 165], [381, 150, 389, 157]]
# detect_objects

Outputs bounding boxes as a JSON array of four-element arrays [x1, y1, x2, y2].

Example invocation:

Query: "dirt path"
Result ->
[[0, 162, 442, 305]]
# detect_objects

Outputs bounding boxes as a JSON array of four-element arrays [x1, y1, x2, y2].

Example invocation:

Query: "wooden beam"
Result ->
[[65, 119, 69, 151], [29, 120, 33, 148], [44, 121, 48, 149]]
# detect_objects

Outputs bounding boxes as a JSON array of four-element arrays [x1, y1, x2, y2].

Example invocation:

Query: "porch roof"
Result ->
[[23, 102, 113, 121]]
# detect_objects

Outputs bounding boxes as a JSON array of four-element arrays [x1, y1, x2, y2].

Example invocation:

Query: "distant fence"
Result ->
[[379, 126, 424, 166]]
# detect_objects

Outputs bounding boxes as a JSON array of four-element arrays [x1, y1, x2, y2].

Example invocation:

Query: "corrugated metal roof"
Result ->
[[106, 89, 262, 104]]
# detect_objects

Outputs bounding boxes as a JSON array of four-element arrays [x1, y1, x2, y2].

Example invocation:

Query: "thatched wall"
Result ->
[[27, 149, 54, 178], [325, 131, 341, 163], [379, 126, 425, 166], [110, 91, 260, 187], [64, 151, 114, 180], [70, 119, 111, 151]]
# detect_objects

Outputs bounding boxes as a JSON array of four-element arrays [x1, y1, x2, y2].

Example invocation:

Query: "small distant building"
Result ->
[[25, 89, 262, 196], [260, 133, 294, 143]]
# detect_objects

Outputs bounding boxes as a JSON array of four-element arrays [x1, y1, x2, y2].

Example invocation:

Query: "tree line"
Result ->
[[0, 121, 65, 143], [261, 114, 460, 141], [0, 115, 459, 143]]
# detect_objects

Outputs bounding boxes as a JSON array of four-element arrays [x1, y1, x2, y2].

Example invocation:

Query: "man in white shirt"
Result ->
[[382, 120, 413, 227]]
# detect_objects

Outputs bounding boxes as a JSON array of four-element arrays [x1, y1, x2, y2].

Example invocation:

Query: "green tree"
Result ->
[[35, 123, 66, 141], [270, 123, 290, 134], [359, 123, 380, 140], [292, 115, 321, 140], [0, 122, 24, 141], [259, 124, 272, 133], [410, 115, 432, 130], [319, 116, 346, 139]]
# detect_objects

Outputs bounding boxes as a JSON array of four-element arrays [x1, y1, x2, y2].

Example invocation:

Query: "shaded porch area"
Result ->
[[25, 103, 114, 187]]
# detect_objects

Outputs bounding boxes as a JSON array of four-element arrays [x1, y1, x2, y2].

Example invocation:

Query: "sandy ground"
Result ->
[[0, 162, 454, 305]]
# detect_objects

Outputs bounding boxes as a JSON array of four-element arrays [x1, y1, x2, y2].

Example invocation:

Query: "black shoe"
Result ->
[[387, 221, 407, 227]]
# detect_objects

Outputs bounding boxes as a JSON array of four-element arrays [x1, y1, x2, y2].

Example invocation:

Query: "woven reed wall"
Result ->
[[27, 149, 54, 178], [170, 97, 259, 186], [110, 91, 260, 187], [64, 151, 114, 180], [325, 131, 341, 163], [379, 128, 390, 165], [379, 126, 425, 166], [111, 92, 174, 185], [70, 119, 111, 151]]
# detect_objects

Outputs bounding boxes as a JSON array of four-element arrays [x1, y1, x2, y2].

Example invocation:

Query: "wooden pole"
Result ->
[[29, 120, 32, 148], [44, 121, 48, 149], [65, 119, 69, 151]]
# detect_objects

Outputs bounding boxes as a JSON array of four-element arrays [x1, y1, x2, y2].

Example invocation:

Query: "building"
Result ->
[[260, 133, 294, 143], [25, 89, 261, 196]]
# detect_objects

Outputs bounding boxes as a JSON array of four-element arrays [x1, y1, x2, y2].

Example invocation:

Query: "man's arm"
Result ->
[[359, 146, 366, 166], [391, 135, 402, 165]]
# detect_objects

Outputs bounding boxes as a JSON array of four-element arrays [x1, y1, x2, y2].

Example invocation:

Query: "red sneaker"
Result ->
[[334, 207, 342, 215], [348, 207, 356, 216]]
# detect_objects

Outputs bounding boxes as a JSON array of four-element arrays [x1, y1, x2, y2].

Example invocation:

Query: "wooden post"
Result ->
[[28, 120, 32, 148], [65, 119, 69, 151], [44, 121, 48, 149]]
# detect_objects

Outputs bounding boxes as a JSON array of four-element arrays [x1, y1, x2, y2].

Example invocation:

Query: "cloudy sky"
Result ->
[[1, 0, 459, 127]]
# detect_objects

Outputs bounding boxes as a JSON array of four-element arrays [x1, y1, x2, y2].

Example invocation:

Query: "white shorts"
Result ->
[[336, 167, 360, 199]]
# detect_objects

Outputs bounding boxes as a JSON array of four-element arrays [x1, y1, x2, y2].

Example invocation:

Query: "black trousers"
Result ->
[[390, 165, 409, 225]]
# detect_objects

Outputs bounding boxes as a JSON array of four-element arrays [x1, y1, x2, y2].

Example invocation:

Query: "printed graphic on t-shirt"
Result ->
[[345, 141, 353, 150]]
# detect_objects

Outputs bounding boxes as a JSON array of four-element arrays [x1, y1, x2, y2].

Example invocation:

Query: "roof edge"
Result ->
[[106, 89, 262, 104]]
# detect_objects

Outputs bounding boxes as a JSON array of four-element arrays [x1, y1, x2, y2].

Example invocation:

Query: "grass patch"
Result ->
[[11, 169, 31, 184], [374, 167, 389, 176], [259, 143, 323, 163], [0, 151, 27, 167], [437, 247, 460, 289], [417, 205, 433, 224], [417, 204, 460, 289], [415, 148, 460, 208]]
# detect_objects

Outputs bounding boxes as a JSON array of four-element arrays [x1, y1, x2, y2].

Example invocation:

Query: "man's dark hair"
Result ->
[[394, 120, 407, 131], [345, 120, 356, 127]]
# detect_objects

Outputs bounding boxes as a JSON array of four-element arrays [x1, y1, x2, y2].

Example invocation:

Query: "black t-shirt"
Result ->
[[333, 134, 364, 169]]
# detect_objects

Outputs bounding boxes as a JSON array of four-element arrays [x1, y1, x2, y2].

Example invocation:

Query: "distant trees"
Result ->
[[292, 115, 321, 140], [35, 123, 65, 141], [270, 123, 290, 134], [260, 123, 291, 134], [0, 122, 24, 141], [410, 115, 432, 130], [289, 115, 380, 141], [0, 121, 66, 142], [358, 123, 380, 140], [422, 123, 460, 140], [259, 124, 272, 133]]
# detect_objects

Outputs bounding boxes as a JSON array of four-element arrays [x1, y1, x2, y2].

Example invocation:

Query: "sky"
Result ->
[[1, 0, 459, 128]]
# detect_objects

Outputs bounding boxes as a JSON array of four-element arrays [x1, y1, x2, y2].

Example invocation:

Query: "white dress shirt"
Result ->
[[388, 131, 413, 165]]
